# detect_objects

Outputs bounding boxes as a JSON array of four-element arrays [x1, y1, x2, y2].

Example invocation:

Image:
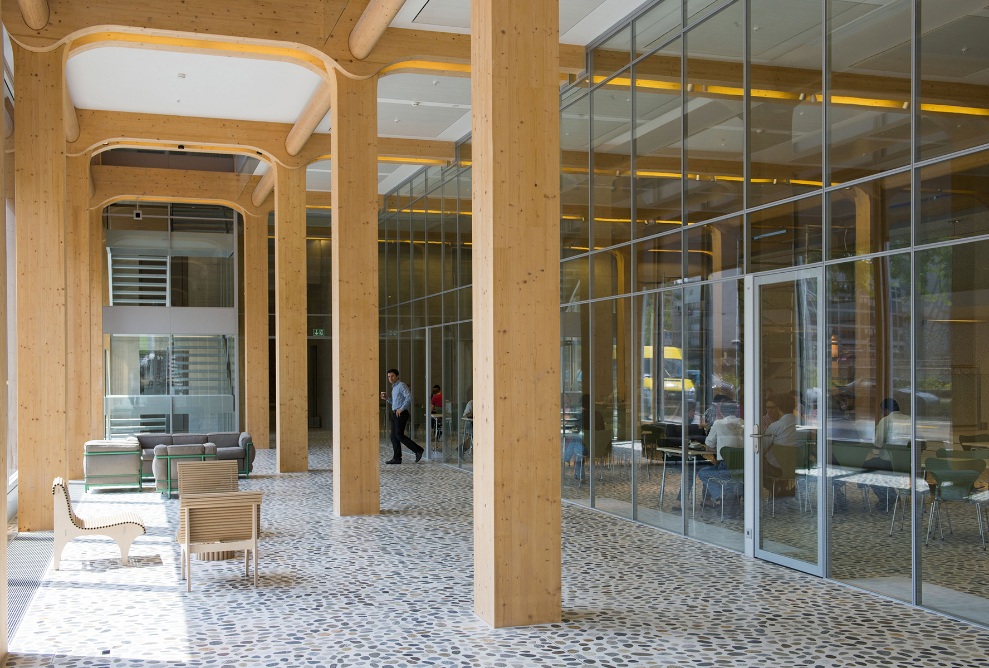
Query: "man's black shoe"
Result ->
[[385, 458, 401, 465], [414, 449, 424, 463]]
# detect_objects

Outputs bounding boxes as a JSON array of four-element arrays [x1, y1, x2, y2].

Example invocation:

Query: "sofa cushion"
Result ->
[[172, 434, 207, 446], [136, 433, 171, 448], [207, 432, 240, 448], [215, 447, 246, 461]]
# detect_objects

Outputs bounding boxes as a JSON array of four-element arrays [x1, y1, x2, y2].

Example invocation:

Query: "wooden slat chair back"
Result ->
[[51, 477, 145, 569], [177, 459, 239, 497], [178, 490, 262, 591]]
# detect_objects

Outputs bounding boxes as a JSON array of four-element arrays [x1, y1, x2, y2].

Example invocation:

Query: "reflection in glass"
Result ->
[[685, 1, 744, 223], [592, 84, 634, 249], [748, 0, 822, 207], [827, 255, 913, 602], [829, 174, 910, 259], [634, 1, 680, 57], [561, 303, 590, 506], [562, 95, 591, 258], [748, 195, 823, 273], [635, 289, 686, 534], [684, 280, 744, 551], [917, 240, 989, 626], [919, 2, 989, 160], [756, 273, 820, 569], [591, 246, 632, 299], [633, 40, 683, 234], [829, 0, 911, 183], [635, 231, 682, 292], [917, 150, 989, 246], [685, 216, 741, 281], [592, 25, 632, 83]]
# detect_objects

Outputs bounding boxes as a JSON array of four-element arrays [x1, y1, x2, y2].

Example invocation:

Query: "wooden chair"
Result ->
[[177, 460, 239, 497], [52, 477, 145, 569], [179, 490, 262, 591]]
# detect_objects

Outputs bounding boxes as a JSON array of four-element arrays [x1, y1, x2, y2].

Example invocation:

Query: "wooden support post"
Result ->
[[66, 155, 92, 479], [89, 205, 105, 440], [330, 70, 380, 516], [0, 2, 9, 651], [470, 0, 561, 627], [244, 212, 270, 450], [274, 165, 308, 471], [14, 43, 67, 531]]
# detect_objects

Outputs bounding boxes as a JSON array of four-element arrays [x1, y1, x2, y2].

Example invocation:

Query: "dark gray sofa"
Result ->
[[133, 432, 256, 491]]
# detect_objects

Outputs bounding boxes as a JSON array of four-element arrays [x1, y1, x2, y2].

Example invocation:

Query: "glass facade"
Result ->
[[380, 0, 989, 628]]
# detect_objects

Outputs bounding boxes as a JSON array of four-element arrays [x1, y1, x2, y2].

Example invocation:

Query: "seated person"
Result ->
[[762, 392, 799, 488], [430, 385, 443, 436], [697, 401, 744, 507], [669, 401, 709, 513], [863, 397, 907, 504]]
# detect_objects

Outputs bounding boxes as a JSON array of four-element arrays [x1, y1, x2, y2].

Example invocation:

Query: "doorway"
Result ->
[[748, 268, 825, 576]]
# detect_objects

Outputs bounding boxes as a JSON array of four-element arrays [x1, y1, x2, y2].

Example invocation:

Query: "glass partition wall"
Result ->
[[380, 0, 989, 628]]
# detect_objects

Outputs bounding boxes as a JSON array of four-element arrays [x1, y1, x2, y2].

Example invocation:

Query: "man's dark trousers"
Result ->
[[390, 411, 423, 461]]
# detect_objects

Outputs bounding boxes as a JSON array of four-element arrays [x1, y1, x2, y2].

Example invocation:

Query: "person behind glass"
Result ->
[[670, 401, 709, 513], [702, 394, 731, 433], [563, 394, 603, 479], [762, 392, 799, 489], [863, 397, 903, 503], [430, 384, 443, 437], [380, 368, 424, 464], [697, 401, 744, 508]]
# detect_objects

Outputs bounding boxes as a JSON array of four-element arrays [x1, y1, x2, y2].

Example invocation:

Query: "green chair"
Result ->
[[925, 457, 986, 547]]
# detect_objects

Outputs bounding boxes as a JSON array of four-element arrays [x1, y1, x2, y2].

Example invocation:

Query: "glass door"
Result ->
[[749, 268, 825, 575]]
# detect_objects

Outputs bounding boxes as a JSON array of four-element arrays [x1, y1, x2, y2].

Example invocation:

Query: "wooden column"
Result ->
[[244, 211, 270, 449], [0, 2, 9, 652], [274, 165, 308, 471], [66, 155, 91, 479], [470, 0, 561, 627], [330, 70, 380, 516], [14, 43, 67, 531], [89, 206, 105, 438]]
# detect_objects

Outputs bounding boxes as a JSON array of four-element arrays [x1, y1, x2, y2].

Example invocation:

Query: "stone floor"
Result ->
[[7, 433, 989, 667]]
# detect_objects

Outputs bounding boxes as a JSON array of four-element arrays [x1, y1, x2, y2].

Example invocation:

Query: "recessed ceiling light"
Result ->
[[177, 73, 186, 79], [394, 118, 400, 123]]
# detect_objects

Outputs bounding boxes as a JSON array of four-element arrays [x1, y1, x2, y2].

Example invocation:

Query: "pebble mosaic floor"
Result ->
[[7, 431, 989, 667]]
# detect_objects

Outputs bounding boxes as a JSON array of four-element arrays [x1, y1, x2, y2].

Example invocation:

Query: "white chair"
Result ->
[[52, 477, 145, 569]]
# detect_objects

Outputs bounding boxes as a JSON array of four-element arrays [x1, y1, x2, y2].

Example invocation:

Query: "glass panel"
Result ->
[[748, 195, 823, 273], [827, 255, 913, 603], [562, 95, 591, 259], [634, 0, 680, 57], [306, 237, 332, 316], [756, 273, 821, 570], [424, 205, 443, 297], [829, 0, 912, 183], [590, 297, 633, 518], [561, 303, 590, 505], [917, 151, 989, 246], [562, 256, 590, 304], [591, 246, 632, 299], [688, 0, 728, 25], [411, 208, 427, 301], [829, 173, 911, 259], [592, 25, 632, 84], [106, 335, 173, 435], [635, 231, 682, 291], [170, 210, 235, 307], [919, 2, 989, 160], [634, 288, 685, 534], [685, 280, 744, 550], [633, 39, 683, 234], [456, 321, 473, 470], [685, 1, 744, 223], [685, 216, 742, 281], [592, 84, 634, 249], [749, 0, 823, 207], [397, 209, 412, 303], [917, 239, 989, 626], [458, 170, 472, 287]]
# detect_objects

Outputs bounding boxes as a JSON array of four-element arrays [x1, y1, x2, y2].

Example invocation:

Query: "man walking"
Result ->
[[380, 368, 424, 464]]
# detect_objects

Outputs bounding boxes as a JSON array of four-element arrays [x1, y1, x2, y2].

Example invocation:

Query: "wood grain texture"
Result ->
[[14, 43, 67, 531], [243, 212, 270, 450], [274, 164, 309, 472], [66, 155, 92, 479], [349, 0, 405, 60], [0, 5, 8, 652], [470, 0, 561, 628], [330, 70, 380, 517]]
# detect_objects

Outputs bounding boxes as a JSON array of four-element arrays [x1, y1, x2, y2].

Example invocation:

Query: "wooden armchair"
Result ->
[[177, 460, 239, 497], [52, 477, 145, 569], [178, 490, 262, 591]]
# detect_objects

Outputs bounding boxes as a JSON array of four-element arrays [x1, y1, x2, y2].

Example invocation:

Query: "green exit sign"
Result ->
[[312, 328, 325, 337]]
